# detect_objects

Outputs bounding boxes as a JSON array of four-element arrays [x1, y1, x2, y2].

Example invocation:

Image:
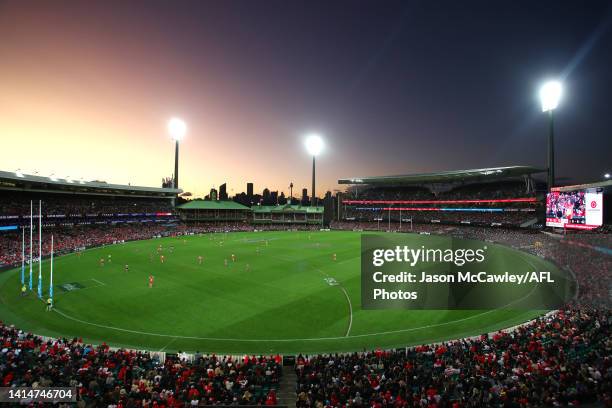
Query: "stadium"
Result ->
[[1, 2, 611, 407], [0, 163, 610, 406]]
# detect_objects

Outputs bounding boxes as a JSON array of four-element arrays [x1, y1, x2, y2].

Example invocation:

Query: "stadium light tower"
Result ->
[[539, 80, 562, 190], [605, 173, 611, 179], [167, 117, 187, 190], [305, 134, 324, 206]]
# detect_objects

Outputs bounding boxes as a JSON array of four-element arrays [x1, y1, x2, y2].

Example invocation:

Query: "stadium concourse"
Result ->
[[0, 169, 610, 407]]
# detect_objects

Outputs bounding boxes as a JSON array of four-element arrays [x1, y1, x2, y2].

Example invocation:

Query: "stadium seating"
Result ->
[[0, 194, 173, 216], [0, 324, 282, 406], [295, 307, 610, 407], [341, 181, 540, 227]]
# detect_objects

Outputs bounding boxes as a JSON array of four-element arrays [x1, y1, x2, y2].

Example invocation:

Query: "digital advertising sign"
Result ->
[[546, 188, 604, 229]]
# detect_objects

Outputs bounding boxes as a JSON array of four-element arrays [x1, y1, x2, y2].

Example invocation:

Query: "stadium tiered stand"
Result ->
[[177, 200, 251, 222], [338, 166, 544, 228], [0, 170, 180, 230], [252, 204, 324, 225]]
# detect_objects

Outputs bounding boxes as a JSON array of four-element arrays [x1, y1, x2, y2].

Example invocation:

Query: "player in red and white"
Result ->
[[148, 275, 154, 288]]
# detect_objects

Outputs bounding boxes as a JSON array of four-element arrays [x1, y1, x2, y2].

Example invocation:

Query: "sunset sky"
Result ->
[[1, 1, 611, 198]]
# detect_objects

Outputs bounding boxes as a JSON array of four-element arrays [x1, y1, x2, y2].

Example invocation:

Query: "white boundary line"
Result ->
[[35, 232, 567, 344], [339, 286, 353, 337], [52, 260, 542, 343]]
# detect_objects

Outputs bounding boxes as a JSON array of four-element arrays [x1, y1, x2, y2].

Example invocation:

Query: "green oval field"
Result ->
[[0, 231, 562, 354]]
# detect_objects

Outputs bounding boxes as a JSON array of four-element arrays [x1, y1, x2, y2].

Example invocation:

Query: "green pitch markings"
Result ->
[[0, 231, 557, 354]]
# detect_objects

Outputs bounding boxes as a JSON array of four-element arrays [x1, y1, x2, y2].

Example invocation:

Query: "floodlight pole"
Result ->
[[174, 139, 179, 190], [311, 156, 316, 206], [547, 110, 555, 190]]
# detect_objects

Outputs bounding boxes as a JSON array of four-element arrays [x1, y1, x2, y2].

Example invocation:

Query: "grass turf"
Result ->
[[0, 231, 557, 354]]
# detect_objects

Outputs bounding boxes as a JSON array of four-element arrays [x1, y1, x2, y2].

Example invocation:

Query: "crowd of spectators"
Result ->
[[0, 224, 172, 267], [0, 323, 282, 406], [345, 181, 532, 202], [0, 194, 173, 217], [0, 223, 326, 268], [296, 307, 611, 407], [341, 181, 539, 227], [341, 209, 537, 227]]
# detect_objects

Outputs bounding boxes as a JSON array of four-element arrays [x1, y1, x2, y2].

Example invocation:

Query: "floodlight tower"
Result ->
[[167, 117, 187, 190], [539, 81, 562, 190], [305, 134, 324, 206]]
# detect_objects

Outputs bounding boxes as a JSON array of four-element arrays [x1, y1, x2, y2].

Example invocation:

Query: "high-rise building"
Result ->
[[302, 188, 308, 206], [209, 188, 218, 201], [270, 191, 278, 204], [262, 188, 271, 205], [219, 183, 228, 200], [323, 191, 333, 226], [246, 183, 253, 199]]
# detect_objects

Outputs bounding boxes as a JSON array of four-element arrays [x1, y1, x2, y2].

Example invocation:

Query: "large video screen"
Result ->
[[546, 188, 603, 229]]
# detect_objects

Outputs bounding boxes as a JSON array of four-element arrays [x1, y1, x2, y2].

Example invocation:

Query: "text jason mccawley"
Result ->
[[369, 245, 554, 302], [372, 270, 555, 285]]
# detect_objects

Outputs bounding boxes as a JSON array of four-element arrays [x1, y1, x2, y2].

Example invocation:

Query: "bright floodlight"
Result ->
[[168, 117, 187, 141], [605, 173, 611, 179], [540, 81, 562, 112], [305, 134, 324, 156]]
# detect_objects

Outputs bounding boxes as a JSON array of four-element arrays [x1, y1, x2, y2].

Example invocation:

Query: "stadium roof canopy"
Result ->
[[177, 200, 251, 211], [338, 166, 544, 186], [552, 180, 612, 192], [0, 170, 181, 198], [251, 204, 324, 213]]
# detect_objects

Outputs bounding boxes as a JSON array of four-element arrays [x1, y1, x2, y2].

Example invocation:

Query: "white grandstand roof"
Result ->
[[0, 170, 181, 196]]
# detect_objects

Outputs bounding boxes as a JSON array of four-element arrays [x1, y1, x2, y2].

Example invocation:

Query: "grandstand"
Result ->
[[176, 201, 326, 225], [0, 170, 179, 229], [338, 166, 544, 228], [177, 200, 251, 222], [252, 204, 324, 225]]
